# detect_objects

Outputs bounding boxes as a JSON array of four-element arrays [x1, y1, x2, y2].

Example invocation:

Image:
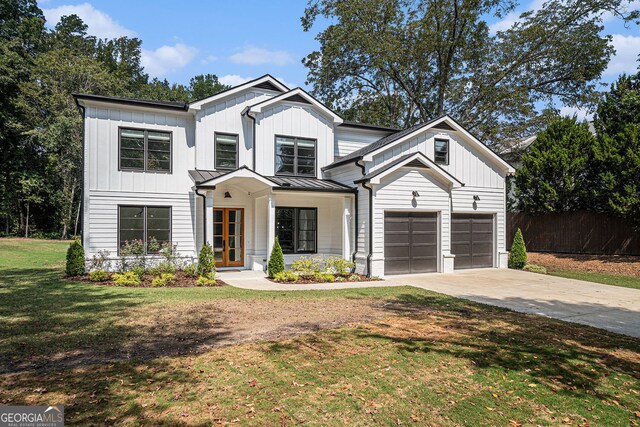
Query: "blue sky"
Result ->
[[41, 0, 639, 117]]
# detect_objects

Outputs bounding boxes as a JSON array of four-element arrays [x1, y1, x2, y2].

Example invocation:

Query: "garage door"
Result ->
[[451, 214, 494, 269], [384, 212, 438, 275]]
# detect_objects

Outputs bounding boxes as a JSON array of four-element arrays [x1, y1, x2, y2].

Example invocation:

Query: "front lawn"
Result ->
[[550, 270, 640, 290], [1, 239, 639, 426]]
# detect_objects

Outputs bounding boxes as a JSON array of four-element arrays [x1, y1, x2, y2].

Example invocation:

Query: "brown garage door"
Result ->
[[384, 212, 438, 275], [451, 214, 494, 269]]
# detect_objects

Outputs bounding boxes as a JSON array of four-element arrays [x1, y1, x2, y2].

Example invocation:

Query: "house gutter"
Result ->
[[242, 107, 257, 170]]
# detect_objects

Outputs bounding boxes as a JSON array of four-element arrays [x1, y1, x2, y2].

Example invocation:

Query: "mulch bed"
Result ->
[[69, 271, 227, 287], [269, 273, 380, 285], [528, 252, 640, 276]]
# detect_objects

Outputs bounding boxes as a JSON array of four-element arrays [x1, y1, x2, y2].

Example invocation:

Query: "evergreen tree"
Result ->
[[66, 239, 85, 276], [267, 237, 285, 278], [508, 228, 527, 269]]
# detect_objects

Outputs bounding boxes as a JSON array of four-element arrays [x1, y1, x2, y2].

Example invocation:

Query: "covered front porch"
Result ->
[[190, 168, 356, 271]]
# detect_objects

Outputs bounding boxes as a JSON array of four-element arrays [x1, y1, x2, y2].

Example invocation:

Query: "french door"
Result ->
[[213, 208, 244, 267]]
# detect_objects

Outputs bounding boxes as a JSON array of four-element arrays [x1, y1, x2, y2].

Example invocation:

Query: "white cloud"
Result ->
[[42, 3, 134, 39], [229, 46, 294, 66], [275, 76, 298, 89], [141, 43, 198, 77], [489, 0, 546, 34], [200, 54, 218, 65], [605, 34, 640, 75], [218, 74, 254, 86], [560, 106, 594, 121]]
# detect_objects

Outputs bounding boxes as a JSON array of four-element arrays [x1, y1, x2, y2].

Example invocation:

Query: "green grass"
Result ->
[[550, 270, 640, 290], [1, 238, 639, 426]]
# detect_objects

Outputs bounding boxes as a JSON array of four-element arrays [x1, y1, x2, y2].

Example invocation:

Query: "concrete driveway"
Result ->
[[388, 269, 640, 338]]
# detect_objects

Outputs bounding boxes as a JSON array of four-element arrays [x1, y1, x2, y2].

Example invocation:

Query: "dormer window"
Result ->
[[434, 138, 449, 165], [215, 133, 238, 170], [275, 135, 316, 177]]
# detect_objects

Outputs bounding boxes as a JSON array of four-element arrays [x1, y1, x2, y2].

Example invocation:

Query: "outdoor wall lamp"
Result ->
[[412, 191, 420, 197], [473, 195, 480, 201], [224, 191, 232, 199]]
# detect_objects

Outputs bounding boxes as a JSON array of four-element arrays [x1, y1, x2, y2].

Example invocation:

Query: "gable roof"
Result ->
[[73, 93, 189, 111], [355, 152, 463, 187], [339, 121, 399, 133], [245, 87, 343, 125], [189, 74, 289, 111], [324, 115, 514, 173]]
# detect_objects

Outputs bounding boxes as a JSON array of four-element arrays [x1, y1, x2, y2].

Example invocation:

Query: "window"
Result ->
[[118, 206, 171, 254], [215, 133, 238, 169], [275, 136, 316, 176], [434, 138, 449, 165], [119, 128, 171, 173], [275, 207, 317, 254]]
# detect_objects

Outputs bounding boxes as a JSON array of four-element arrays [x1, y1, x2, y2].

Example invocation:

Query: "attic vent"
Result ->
[[284, 94, 311, 104], [253, 81, 283, 92], [405, 159, 429, 169], [432, 121, 455, 131]]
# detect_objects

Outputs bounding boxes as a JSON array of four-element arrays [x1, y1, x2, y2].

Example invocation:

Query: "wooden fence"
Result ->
[[507, 211, 640, 255]]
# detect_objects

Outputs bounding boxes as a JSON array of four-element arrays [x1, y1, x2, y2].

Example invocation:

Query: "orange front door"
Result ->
[[213, 208, 244, 267]]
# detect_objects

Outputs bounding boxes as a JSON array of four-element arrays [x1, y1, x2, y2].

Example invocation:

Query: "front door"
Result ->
[[213, 208, 244, 267]]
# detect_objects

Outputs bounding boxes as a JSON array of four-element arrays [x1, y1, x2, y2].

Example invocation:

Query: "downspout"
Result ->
[[194, 187, 207, 248], [351, 159, 366, 267], [74, 98, 86, 245], [242, 107, 257, 170], [361, 181, 374, 278]]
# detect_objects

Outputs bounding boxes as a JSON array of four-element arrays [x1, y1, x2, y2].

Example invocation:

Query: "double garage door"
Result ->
[[384, 212, 493, 274]]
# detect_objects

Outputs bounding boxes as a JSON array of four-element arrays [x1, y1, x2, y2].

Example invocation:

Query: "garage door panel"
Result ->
[[452, 214, 493, 269], [384, 212, 438, 275]]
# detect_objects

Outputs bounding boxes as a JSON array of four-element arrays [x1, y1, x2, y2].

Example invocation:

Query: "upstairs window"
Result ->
[[215, 133, 238, 170], [119, 128, 171, 173], [275, 207, 317, 254], [275, 136, 316, 177], [434, 138, 449, 165]]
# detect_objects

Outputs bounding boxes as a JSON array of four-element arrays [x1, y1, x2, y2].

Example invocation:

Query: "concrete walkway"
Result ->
[[217, 269, 640, 338]]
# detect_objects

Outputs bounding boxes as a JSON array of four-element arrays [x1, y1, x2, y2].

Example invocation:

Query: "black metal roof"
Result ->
[[189, 169, 356, 193], [339, 121, 399, 132], [73, 93, 189, 111], [354, 152, 464, 186], [324, 115, 448, 170]]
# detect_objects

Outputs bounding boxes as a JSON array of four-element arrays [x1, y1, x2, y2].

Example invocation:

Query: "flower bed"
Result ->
[[269, 272, 378, 285], [70, 271, 226, 287], [268, 256, 381, 284]]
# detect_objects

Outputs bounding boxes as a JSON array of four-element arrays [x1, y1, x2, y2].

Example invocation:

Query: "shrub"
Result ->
[[273, 270, 298, 282], [121, 239, 145, 256], [324, 256, 355, 276], [197, 242, 216, 279], [509, 228, 528, 269], [152, 273, 175, 287], [196, 275, 217, 287], [183, 263, 198, 277], [89, 250, 111, 271], [291, 256, 322, 277], [523, 263, 547, 274], [66, 240, 85, 276], [130, 265, 146, 279], [314, 272, 335, 283], [148, 261, 176, 275], [159, 241, 179, 263], [113, 271, 141, 287], [267, 237, 285, 278], [348, 274, 361, 281], [88, 269, 109, 282]]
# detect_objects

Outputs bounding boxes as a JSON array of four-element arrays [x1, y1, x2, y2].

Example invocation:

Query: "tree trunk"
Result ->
[[74, 197, 81, 237], [25, 202, 29, 239]]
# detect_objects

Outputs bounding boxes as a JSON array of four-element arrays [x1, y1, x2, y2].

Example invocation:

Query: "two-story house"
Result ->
[[74, 74, 514, 276]]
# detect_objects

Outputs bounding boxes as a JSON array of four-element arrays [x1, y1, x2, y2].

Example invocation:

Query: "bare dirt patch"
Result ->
[[528, 252, 640, 276], [6, 297, 400, 373]]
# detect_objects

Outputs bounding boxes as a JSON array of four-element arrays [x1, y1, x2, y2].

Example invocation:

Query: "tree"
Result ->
[[267, 237, 285, 278], [66, 239, 85, 276], [590, 71, 640, 228], [301, 0, 638, 145], [508, 228, 527, 269], [188, 74, 230, 101], [515, 116, 595, 213]]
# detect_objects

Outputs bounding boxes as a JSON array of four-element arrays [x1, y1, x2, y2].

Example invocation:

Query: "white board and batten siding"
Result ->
[[82, 104, 196, 258], [253, 102, 335, 177], [195, 89, 276, 170], [334, 127, 390, 158]]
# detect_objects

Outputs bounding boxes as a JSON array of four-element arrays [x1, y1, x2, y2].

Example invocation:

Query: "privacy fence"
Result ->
[[507, 211, 640, 256]]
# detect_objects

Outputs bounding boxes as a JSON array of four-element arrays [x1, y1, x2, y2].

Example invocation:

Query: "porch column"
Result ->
[[342, 196, 352, 260], [205, 190, 214, 247], [266, 193, 276, 261]]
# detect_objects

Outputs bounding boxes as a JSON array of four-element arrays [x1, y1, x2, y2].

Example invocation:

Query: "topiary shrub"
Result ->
[[66, 240, 85, 276], [523, 263, 547, 274], [509, 228, 528, 269], [267, 237, 285, 278], [197, 242, 216, 279], [88, 269, 110, 282], [151, 273, 175, 287], [113, 271, 141, 287]]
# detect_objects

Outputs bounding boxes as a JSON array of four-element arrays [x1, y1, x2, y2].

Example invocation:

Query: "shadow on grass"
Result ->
[[0, 267, 232, 374]]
